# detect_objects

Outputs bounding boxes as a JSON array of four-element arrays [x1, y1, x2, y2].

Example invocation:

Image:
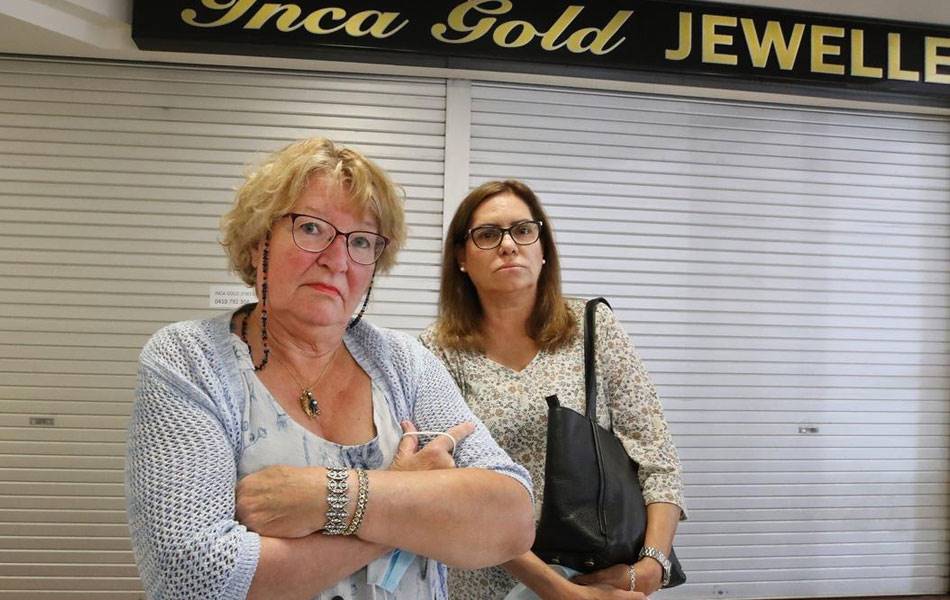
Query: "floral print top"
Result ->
[[419, 298, 685, 600]]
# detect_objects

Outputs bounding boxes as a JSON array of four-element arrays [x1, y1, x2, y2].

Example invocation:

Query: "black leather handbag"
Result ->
[[532, 297, 686, 587]]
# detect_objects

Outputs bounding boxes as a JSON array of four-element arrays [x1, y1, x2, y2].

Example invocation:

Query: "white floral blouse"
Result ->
[[419, 298, 685, 600]]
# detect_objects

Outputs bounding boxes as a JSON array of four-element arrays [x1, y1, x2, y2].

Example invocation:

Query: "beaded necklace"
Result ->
[[240, 234, 270, 371]]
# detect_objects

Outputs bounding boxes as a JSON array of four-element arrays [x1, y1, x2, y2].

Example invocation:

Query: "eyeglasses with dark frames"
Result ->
[[466, 220, 543, 250], [287, 213, 389, 265]]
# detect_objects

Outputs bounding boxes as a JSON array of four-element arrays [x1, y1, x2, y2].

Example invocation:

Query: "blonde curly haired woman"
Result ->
[[126, 140, 534, 600]]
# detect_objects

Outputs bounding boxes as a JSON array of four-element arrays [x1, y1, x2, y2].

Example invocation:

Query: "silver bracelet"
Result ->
[[323, 467, 350, 536], [628, 564, 636, 591]]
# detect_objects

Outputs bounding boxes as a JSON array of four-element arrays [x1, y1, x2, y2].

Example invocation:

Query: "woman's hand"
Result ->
[[559, 580, 648, 600], [235, 465, 325, 538], [572, 559, 663, 596], [389, 420, 475, 471]]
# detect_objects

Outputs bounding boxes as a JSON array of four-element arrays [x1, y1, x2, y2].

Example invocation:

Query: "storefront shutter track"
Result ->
[[469, 82, 949, 598], [0, 57, 445, 599]]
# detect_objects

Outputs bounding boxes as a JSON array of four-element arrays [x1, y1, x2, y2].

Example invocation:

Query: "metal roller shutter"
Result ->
[[0, 57, 446, 599], [468, 81, 950, 599]]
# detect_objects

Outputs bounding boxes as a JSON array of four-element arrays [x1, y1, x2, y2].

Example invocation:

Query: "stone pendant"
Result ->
[[299, 389, 320, 418]]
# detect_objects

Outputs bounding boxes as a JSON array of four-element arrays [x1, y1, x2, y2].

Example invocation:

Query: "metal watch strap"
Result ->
[[638, 546, 672, 587]]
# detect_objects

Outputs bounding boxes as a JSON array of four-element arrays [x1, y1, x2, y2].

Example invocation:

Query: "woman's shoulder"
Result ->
[[417, 322, 457, 359], [564, 295, 614, 324], [136, 311, 246, 439], [417, 322, 438, 348], [560, 297, 627, 351], [564, 296, 586, 314], [567, 296, 618, 320], [346, 319, 432, 369], [140, 311, 235, 373]]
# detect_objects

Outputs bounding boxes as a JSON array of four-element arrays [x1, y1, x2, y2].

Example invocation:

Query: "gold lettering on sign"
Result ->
[[925, 36, 950, 84], [242, 5, 357, 34], [178, 1, 947, 88], [182, 0, 256, 27], [665, 12, 691, 61], [741, 19, 804, 70], [303, 8, 346, 34], [850, 29, 883, 78], [181, 1, 406, 38], [431, 0, 631, 54], [494, 19, 535, 48], [702, 14, 737, 65], [540, 6, 585, 51], [810, 25, 845, 75], [432, 0, 508, 44], [245, 4, 303, 31], [345, 10, 407, 38], [574, 10, 633, 55], [888, 33, 920, 81]]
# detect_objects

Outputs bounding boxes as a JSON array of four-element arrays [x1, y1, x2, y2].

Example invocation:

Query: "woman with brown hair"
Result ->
[[420, 180, 685, 600]]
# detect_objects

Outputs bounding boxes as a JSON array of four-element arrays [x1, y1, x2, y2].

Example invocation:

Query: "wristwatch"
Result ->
[[638, 546, 672, 587]]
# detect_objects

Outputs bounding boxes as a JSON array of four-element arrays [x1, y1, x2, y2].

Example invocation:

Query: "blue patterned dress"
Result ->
[[233, 334, 432, 599]]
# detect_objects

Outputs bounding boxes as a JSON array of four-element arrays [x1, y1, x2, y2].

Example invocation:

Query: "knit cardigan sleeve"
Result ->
[[348, 322, 533, 494], [126, 319, 260, 600]]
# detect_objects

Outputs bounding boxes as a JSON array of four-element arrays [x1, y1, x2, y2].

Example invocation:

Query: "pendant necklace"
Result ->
[[272, 346, 340, 418]]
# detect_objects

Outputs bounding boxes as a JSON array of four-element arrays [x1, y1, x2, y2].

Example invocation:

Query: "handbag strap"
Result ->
[[583, 297, 611, 420]]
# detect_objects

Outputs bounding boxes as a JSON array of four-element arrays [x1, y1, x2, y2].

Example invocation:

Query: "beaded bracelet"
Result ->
[[323, 467, 350, 536], [628, 564, 636, 592], [342, 468, 369, 536]]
